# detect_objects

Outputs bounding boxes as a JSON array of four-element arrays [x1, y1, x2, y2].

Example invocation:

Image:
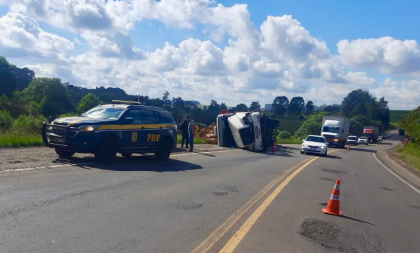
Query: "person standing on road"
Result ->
[[188, 117, 195, 152], [179, 116, 190, 149]]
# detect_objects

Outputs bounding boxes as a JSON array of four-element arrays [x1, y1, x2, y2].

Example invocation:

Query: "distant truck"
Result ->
[[321, 116, 350, 148], [399, 129, 405, 136], [363, 126, 379, 143]]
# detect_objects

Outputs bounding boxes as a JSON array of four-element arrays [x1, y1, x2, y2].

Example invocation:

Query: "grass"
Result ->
[[390, 110, 411, 124], [276, 138, 302, 144], [177, 135, 207, 144], [397, 143, 420, 170], [0, 133, 44, 147]]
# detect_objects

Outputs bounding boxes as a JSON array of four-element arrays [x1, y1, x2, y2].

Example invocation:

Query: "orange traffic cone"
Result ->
[[347, 145, 350, 151], [272, 141, 277, 153], [322, 179, 343, 216]]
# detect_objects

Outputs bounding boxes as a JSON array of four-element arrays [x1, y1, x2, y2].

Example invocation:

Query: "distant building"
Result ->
[[265, 104, 273, 111]]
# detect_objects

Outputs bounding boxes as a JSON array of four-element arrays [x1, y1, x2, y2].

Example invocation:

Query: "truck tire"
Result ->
[[95, 137, 117, 163], [55, 147, 75, 159], [121, 152, 132, 158], [155, 138, 171, 161]]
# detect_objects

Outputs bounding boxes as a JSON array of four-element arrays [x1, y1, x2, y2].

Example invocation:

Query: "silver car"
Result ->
[[358, 136, 369, 145]]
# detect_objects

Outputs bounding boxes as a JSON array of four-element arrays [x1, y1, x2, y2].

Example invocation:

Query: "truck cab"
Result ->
[[321, 116, 350, 148]]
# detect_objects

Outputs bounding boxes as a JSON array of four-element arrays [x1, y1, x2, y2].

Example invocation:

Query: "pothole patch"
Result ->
[[224, 186, 239, 193], [320, 177, 334, 182], [322, 169, 348, 174], [180, 203, 203, 210], [298, 218, 346, 252], [213, 191, 229, 196]]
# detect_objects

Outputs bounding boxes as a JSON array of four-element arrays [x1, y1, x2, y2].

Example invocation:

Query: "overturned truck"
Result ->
[[216, 111, 279, 152]]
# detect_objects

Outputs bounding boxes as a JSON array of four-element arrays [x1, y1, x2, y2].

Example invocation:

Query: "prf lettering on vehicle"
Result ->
[[147, 134, 161, 142]]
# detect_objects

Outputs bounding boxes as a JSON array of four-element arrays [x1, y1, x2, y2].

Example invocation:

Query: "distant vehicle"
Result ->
[[399, 129, 405, 136], [347, 136, 358, 146], [42, 100, 177, 162], [358, 136, 369, 145], [301, 135, 328, 157], [321, 116, 350, 148], [363, 126, 379, 143], [384, 133, 392, 139], [378, 136, 383, 142]]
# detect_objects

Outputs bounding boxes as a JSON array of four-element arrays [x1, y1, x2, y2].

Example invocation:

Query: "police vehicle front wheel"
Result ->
[[55, 147, 75, 159], [95, 138, 117, 163], [155, 139, 171, 161]]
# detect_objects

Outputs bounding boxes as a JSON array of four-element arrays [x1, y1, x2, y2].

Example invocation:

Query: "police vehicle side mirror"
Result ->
[[122, 117, 134, 124]]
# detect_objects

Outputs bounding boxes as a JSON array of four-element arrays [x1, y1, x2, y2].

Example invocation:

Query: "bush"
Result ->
[[277, 131, 292, 139], [0, 110, 13, 131], [12, 114, 48, 134], [294, 112, 331, 138], [58, 112, 79, 119]]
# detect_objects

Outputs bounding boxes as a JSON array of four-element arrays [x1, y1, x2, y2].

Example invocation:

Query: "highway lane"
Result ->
[[1, 136, 420, 253], [0, 146, 307, 253]]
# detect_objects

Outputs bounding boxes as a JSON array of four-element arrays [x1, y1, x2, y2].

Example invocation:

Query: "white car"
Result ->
[[301, 135, 328, 157], [358, 136, 369, 145]]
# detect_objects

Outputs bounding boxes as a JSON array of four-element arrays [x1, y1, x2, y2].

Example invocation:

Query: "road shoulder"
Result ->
[[375, 141, 420, 189]]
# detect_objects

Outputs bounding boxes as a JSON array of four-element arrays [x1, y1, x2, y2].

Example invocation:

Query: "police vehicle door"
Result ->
[[120, 109, 144, 149], [141, 109, 162, 147]]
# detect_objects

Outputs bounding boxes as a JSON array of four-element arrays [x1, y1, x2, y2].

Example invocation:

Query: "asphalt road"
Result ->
[[1, 135, 419, 253]]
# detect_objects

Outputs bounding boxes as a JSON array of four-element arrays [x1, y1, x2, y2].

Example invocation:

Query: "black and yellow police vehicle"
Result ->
[[42, 100, 177, 162]]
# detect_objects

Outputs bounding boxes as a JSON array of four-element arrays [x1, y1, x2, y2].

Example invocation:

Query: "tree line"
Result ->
[[0, 56, 391, 136]]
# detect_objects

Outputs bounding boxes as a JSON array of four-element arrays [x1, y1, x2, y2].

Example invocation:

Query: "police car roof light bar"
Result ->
[[111, 100, 142, 105]]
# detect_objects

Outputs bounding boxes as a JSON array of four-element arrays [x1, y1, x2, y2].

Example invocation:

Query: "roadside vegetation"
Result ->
[[0, 56, 392, 147], [398, 106, 420, 169]]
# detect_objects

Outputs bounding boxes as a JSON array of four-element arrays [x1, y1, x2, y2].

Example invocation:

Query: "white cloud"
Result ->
[[337, 37, 420, 74], [0, 12, 73, 59], [2, 1, 419, 109], [261, 15, 330, 61], [371, 78, 420, 109]]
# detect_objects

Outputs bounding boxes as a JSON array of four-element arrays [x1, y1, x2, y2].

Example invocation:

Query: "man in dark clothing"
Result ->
[[179, 116, 190, 148]]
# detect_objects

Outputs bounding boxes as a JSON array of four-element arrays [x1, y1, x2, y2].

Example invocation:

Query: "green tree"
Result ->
[[272, 96, 289, 118], [208, 100, 221, 113], [221, 103, 227, 110], [233, 103, 248, 112], [277, 131, 292, 139], [249, 101, 261, 111], [324, 104, 341, 114], [294, 112, 331, 138], [0, 57, 17, 98], [289, 97, 305, 118], [24, 77, 74, 118], [78, 93, 101, 114], [162, 91, 171, 110], [305, 101, 315, 115], [349, 119, 363, 136], [172, 97, 185, 124]]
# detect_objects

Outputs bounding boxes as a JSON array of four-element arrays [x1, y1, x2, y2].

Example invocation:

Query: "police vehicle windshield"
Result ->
[[84, 107, 125, 119]]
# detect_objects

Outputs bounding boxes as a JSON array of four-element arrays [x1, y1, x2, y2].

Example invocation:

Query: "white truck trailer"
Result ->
[[321, 116, 350, 148], [216, 111, 279, 152]]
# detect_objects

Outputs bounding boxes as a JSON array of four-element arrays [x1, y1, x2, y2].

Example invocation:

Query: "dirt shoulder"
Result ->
[[0, 144, 234, 172]]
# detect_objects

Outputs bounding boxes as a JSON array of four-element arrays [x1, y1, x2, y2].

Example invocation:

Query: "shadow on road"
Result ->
[[325, 155, 342, 159], [342, 215, 375, 226], [77, 158, 203, 172], [53, 154, 203, 172]]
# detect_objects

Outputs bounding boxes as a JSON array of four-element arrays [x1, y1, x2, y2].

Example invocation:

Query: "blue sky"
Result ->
[[1, 0, 419, 109]]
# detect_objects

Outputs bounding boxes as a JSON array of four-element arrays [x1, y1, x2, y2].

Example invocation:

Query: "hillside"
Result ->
[[390, 110, 411, 124]]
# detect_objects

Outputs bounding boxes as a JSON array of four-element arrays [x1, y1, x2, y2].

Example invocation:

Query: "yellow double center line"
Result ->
[[192, 150, 339, 253]]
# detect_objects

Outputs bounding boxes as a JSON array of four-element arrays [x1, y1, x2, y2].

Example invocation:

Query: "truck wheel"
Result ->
[[95, 137, 117, 163], [155, 138, 171, 161], [121, 152, 132, 158], [55, 147, 75, 159]]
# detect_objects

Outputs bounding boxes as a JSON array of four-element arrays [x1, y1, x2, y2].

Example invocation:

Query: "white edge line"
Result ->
[[373, 152, 420, 195], [0, 149, 238, 174]]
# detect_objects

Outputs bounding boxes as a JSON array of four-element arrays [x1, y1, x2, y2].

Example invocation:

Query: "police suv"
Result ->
[[42, 100, 177, 162]]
